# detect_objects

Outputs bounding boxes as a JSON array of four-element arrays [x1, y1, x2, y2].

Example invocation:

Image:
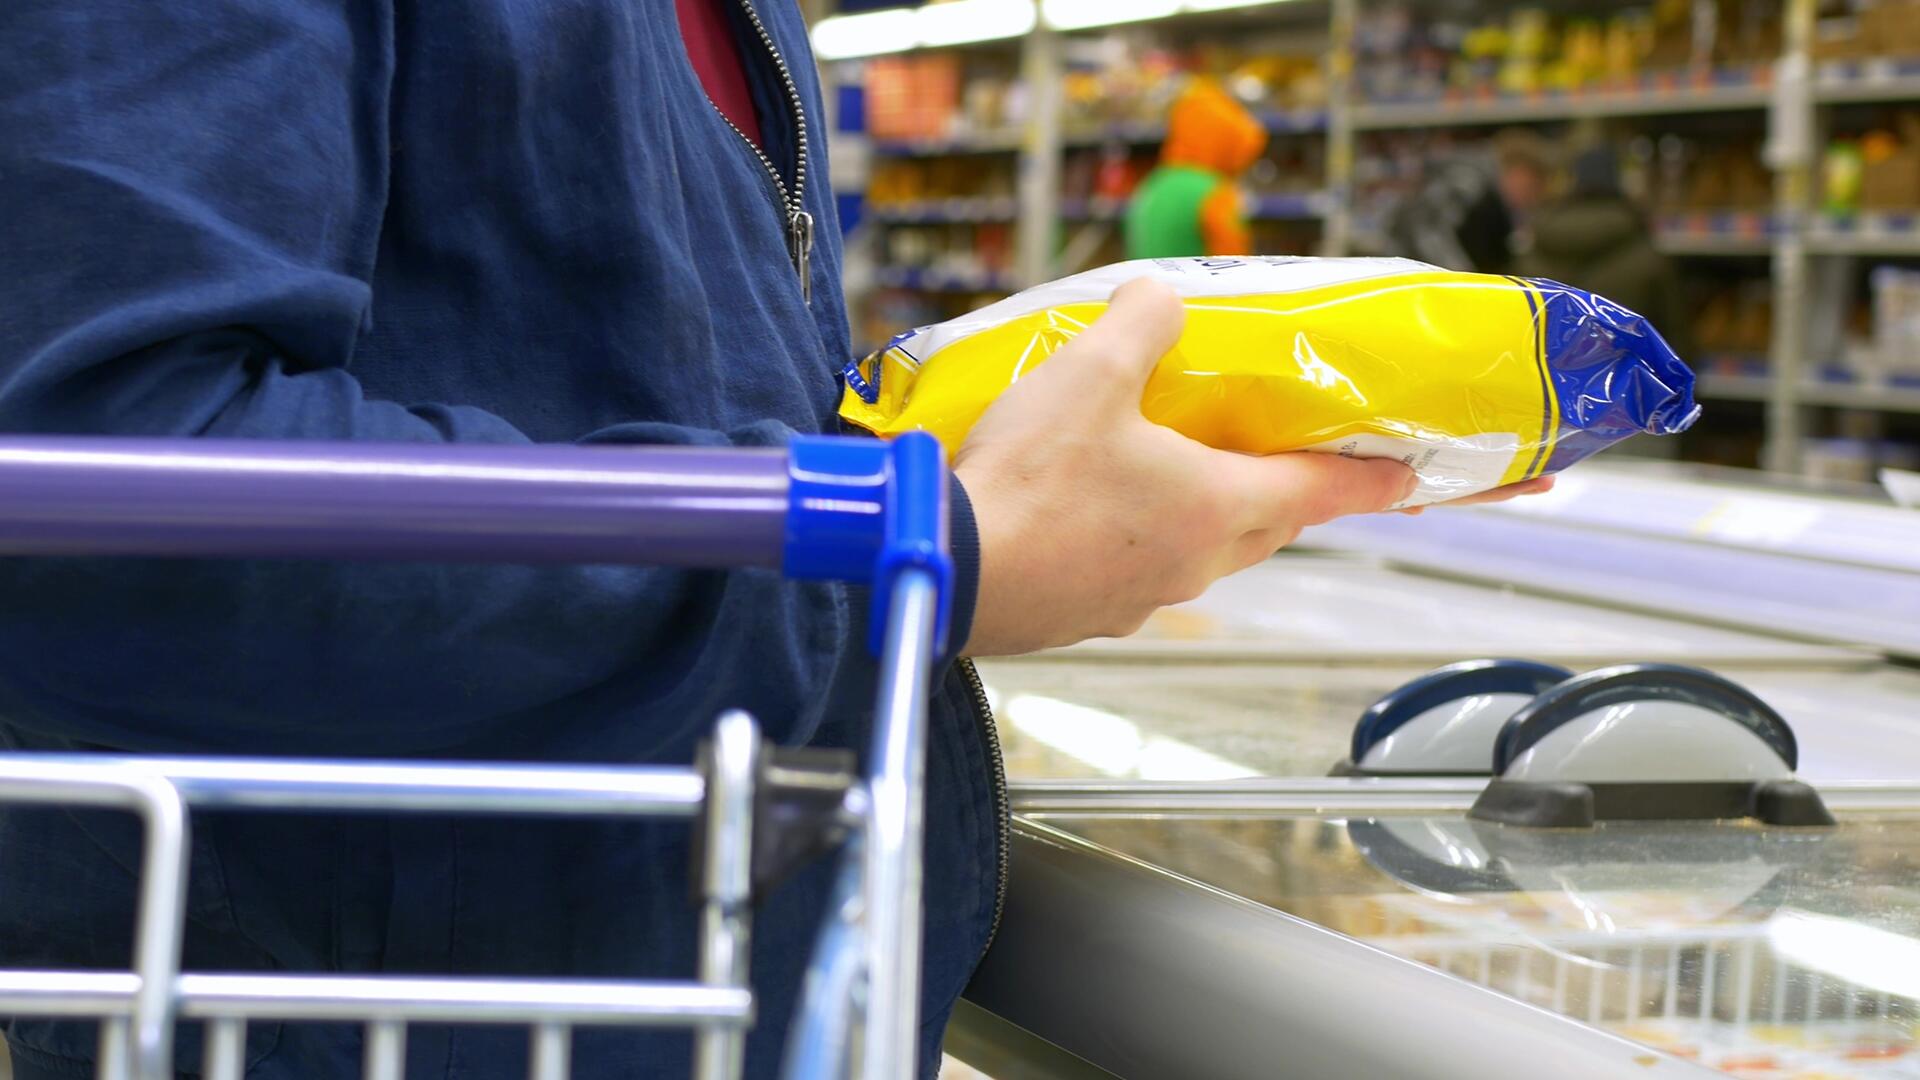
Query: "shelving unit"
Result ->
[[1350, 78, 1775, 130], [1699, 373, 1920, 413], [817, 0, 1920, 478]]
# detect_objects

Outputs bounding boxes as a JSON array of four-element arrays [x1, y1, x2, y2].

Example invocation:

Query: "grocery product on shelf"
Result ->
[[1813, 0, 1920, 65], [842, 256, 1698, 507], [867, 156, 1018, 210], [1355, 0, 1778, 107], [1695, 280, 1775, 364], [1059, 32, 1327, 138], [863, 52, 1024, 146]]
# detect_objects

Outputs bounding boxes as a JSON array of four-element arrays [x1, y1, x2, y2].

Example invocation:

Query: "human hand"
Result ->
[[1398, 475, 1557, 515], [953, 278, 1417, 656]]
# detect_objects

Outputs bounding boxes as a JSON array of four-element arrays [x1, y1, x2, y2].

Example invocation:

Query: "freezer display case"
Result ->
[[977, 653, 1920, 783], [955, 464, 1920, 1079], [978, 463, 1920, 784], [969, 791, 1920, 1080]]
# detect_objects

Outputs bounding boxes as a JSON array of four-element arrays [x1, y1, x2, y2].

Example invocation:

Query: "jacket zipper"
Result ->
[[701, 0, 814, 304], [705, 0, 1006, 962], [957, 657, 1010, 962]]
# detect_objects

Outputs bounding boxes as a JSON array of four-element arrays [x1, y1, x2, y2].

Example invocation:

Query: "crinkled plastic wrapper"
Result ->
[[839, 256, 1700, 508]]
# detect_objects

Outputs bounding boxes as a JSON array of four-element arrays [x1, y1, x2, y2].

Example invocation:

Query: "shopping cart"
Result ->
[[0, 432, 955, 1080]]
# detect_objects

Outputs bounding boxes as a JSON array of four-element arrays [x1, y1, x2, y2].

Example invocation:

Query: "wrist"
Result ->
[[945, 471, 982, 661]]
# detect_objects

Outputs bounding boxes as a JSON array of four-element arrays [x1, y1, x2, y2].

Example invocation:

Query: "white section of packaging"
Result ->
[[1304, 431, 1524, 508]]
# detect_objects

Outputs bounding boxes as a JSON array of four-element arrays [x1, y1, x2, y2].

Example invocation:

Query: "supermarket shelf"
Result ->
[[868, 198, 1019, 225], [1656, 234, 1773, 256], [1062, 121, 1169, 148], [1061, 192, 1327, 221], [1353, 74, 1771, 130], [1807, 213, 1920, 256], [1250, 192, 1328, 219], [1059, 196, 1129, 221], [870, 129, 1024, 158], [872, 266, 1016, 293], [1645, 212, 1920, 256], [1815, 60, 1920, 104], [1655, 212, 1777, 256], [1061, 108, 1326, 149], [1697, 373, 1920, 413]]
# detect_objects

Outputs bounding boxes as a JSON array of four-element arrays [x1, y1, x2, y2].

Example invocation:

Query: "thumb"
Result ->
[[1049, 277, 1185, 402]]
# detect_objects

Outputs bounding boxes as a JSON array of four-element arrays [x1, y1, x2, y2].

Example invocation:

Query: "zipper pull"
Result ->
[[788, 209, 814, 306]]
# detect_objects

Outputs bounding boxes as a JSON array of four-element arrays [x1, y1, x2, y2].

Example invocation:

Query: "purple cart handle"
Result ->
[[0, 434, 953, 649], [0, 432, 952, 641], [0, 438, 792, 567]]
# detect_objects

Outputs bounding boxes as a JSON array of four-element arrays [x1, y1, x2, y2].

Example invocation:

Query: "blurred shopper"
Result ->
[[1126, 81, 1269, 258], [1382, 129, 1552, 274], [1518, 142, 1691, 356], [1493, 128, 1556, 234]]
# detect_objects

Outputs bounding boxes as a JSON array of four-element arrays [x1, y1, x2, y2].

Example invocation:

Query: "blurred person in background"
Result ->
[[1493, 128, 1556, 238], [1518, 140, 1692, 358], [1381, 130, 1551, 274], [1125, 81, 1270, 259]]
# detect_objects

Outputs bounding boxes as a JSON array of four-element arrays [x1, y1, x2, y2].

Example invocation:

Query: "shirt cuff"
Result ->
[[945, 470, 981, 660]]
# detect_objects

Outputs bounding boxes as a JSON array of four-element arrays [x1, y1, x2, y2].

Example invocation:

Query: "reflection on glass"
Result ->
[[999, 693, 1258, 781], [1039, 813, 1920, 1077]]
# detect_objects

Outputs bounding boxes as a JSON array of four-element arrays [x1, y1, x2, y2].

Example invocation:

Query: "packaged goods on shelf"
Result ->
[[1679, 138, 1774, 212], [863, 54, 1022, 144], [1059, 35, 1326, 137], [841, 257, 1699, 507], [1821, 111, 1920, 214], [1355, 0, 1779, 106], [1869, 266, 1920, 380], [1695, 281, 1775, 361], [868, 158, 1018, 208], [1804, 437, 1920, 484], [864, 55, 961, 143], [1813, 0, 1920, 63], [1861, 116, 1920, 212]]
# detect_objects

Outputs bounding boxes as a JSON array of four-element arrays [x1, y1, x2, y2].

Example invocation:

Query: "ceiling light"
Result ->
[[1041, 0, 1180, 30], [812, 9, 919, 60]]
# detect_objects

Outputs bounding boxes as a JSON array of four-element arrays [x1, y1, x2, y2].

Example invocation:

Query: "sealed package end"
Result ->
[[839, 256, 1701, 508]]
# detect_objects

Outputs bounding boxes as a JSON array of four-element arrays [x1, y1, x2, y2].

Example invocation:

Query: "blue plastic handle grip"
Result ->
[[783, 433, 953, 656]]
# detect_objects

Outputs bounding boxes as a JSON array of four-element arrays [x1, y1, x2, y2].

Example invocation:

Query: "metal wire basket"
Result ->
[[0, 433, 955, 1080]]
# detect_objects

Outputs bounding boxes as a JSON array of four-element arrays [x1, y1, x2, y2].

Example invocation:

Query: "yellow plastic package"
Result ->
[[839, 256, 1699, 507]]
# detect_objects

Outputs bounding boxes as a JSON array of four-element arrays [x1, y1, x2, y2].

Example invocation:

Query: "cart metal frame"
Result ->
[[0, 432, 955, 1080]]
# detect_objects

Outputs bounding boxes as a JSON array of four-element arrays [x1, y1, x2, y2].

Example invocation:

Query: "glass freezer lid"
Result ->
[[1040, 556, 1867, 666], [1029, 809, 1920, 1079], [975, 658, 1920, 782]]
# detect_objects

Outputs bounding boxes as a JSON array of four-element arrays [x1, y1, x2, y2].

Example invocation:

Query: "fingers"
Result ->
[[1226, 451, 1418, 529], [1431, 475, 1557, 508], [1051, 277, 1186, 401]]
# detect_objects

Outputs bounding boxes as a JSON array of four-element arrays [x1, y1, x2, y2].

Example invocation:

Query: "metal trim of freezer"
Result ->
[[962, 820, 1721, 1080], [1005, 777, 1920, 815]]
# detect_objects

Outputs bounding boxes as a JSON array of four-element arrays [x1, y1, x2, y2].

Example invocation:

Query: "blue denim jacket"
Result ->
[[0, 1, 998, 1076]]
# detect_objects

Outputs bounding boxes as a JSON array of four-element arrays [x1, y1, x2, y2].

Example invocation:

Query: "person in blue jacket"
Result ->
[[0, 3, 1516, 1077]]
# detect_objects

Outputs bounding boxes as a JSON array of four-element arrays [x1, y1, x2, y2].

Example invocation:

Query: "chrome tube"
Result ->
[[780, 829, 868, 1080], [694, 711, 759, 1080], [0, 764, 189, 1080], [171, 975, 752, 1026], [364, 1020, 407, 1080], [529, 1023, 573, 1080], [203, 1018, 246, 1080], [860, 570, 939, 1080], [3, 755, 704, 818], [0, 971, 752, 1026]]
